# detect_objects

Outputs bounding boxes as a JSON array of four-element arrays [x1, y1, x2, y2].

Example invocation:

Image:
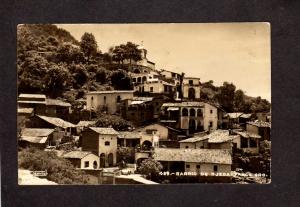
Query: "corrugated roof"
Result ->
[[37, 115, 75, 128], [18, 108, 34, 114], [21, 128, 54, 137], [46, 99, 71, 107], [77, 121, 96, 127], [153, 148, 232, 164], [162, 102, 205, 107], [63, 151, 95, 159], [89, 127, 119, 135], [247, 120, 271, 128], [117, 131, 142, 139], [19, 94, 46, 99], [87, 90, 134, 95]]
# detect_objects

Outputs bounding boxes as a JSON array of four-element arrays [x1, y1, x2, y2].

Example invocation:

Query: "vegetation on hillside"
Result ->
[[18, 147, 89, 184]]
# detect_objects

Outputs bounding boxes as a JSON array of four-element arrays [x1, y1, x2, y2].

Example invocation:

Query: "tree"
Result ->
[[94, 114, 133, 131], [70, 64, 88, 88], [234, 89, 246, 111], [124, 42, 142, 65], [215, 82, 236, 112], [111, 45, 126, 65], [138, 158, 163, 179], [44, 63, 71, 98], [80, 32, 98, 62], [110, 69, 133, 90], [95, 68, 107, 84]]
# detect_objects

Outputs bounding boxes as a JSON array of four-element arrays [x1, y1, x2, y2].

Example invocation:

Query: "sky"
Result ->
[[57, 23, 271, 101]]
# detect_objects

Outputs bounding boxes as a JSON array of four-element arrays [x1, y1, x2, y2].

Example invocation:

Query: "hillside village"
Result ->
[[17, 24, 271, 184]]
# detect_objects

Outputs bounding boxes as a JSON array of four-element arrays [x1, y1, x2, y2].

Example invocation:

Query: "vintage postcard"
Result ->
[[17, 23, 271, 185]]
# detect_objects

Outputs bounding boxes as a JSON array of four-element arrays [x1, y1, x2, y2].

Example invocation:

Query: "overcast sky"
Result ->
[[58, 23, 270, 101]]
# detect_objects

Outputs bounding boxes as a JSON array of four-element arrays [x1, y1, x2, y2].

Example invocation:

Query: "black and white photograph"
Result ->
[[17, 23, 271, 185]]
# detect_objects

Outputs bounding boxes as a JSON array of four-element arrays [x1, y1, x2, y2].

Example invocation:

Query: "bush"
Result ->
[[138, 158, 163, 178], [94, 114, 133, 131], [18, 147, 89, 184]]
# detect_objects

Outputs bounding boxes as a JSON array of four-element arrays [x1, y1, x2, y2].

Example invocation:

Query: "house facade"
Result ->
[[81, 127, 119, 167], [63, 151, 100, 170], [160, 102, 218, 134], [182, 77, 201, 100], [232, 130, 261, 154], [246, 121, 271, 141], [86, 91, 134, 114], [19, 128, 55, 149]]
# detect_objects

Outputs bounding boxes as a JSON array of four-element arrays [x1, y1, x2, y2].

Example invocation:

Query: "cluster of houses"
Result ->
[[17, 45, 271, 183]]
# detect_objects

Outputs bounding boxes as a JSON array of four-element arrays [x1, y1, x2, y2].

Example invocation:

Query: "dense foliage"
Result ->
[[138, 158, 163, 178], [18, 148, 89, 184], [93, 114, 134, 131]]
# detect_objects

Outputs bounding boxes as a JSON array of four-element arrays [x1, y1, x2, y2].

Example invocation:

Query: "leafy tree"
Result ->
[[69, 64, 88, 88], [56, 43, 84, 64], [111, 45, 126, 64], [93, 114, 133, 131], [138, 158, 163, 179], [18, 147, 89, 184], [95, 68, 107, 84], [44, 63, 72, 98], [124, 42, 142, 64], [80, 32, 98, 62], [215, 82, 236, 112], [234, 89, 246, 111], [110, 69, 133, 90], [117, 147, 135, 164]]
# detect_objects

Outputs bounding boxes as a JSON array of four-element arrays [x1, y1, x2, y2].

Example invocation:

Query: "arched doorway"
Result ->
[[142, 76, 147, 83], [188, 88, 196, 99], [93, 161, 98, 169], [142, 140, 152, 150], [190, 108, 196, 117], [134, 69, 141, 73], [108, 153, 114, 167], [189, 119, 196, 131], [100, 153, 105, 168], [182, 108, 188, 116]]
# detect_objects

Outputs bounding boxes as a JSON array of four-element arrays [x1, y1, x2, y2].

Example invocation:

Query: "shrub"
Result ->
[[18, 147, 89, 184], [138, 158, 163, 178]]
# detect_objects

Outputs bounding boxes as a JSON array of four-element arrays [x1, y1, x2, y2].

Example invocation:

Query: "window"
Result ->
[[133, 78, 136, 82], [182, 108, 188, 116], [213, 165, 218, 172], [116, 95, 121, 103], [210, 109, 213, 114], [185, 146, 189, 149], [164, 85, 168, 92], [249, 138, 257, 148], [209, 121, 213, 127], [196, 165, 200, 169], [150, 87, 153, 92], [241, 137, 248, 148], [197, 109, 203, 117], [105, 141, 110, 146], [190, 108, 196, 117], [103, 96, 106, 104], [84, 161, 89, 168], [186, 164, 190, 168], [91, 96, 94, 108], [93, 161, 98, 169], [189, 80, 193, 85]]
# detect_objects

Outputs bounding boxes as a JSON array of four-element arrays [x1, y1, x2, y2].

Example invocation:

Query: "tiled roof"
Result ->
[[77, 121, 96, 127], [207, 130, 239, 143], [89, 127, 119, 135], [162, 102, 205, 107], [18, 100, 46, 104], [153, 148, 232, 164], [179, 130, 237, 144], [247, 120, 271, 128], [226, 113, 243, 119], [63, 151, 95, 159], [19, 94, 46, 99], [18, 108, 34, 114], [37, 115, 75, 128], [133, 97, 154, 102], [46, 99, 71, 107], [117, 131, 142, 139], [87, 90, 134, 95], [21, 128, 54, 137], [233, 130, 261, 139]]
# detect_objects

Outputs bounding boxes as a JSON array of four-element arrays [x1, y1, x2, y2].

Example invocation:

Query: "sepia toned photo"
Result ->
[[17, 23, 271, 185]]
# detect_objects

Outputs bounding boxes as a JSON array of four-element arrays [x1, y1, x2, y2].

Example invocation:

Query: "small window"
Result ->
[[172, 73, 176, 77], [185, 146, 189, 149], [104, 96, 106, 104], [210, 109, 213, 114], [186, 164, 190, 168], [209, 121, 213, 127], [84, 161, 89, 168], [133, 78, 136, 82], [117, 95, 121, 103], [213, 165, 218, 172], [105, 141, 110, 146], [182, 108, 188, 116], [150, 87, 153, 92], [189, 80, 193, 85], [93, 161, 98, 169], [196, 165, 200, 169]]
